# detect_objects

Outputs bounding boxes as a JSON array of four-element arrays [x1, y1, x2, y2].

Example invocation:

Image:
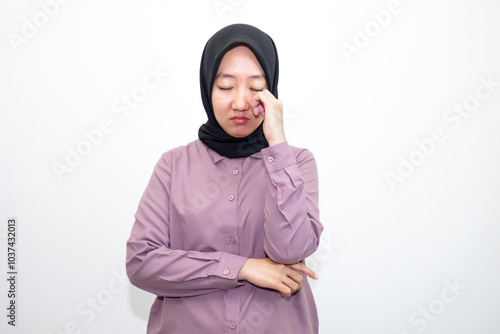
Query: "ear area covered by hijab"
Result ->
[[198, 23, 280, 159]]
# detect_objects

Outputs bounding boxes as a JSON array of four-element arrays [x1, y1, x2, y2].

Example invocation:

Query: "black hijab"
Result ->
[[198, 24, 279, 158]]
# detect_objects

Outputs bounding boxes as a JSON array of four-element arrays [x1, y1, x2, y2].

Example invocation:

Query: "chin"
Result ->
[[225, 125, 257, 138], [229, 131, 251, 138]]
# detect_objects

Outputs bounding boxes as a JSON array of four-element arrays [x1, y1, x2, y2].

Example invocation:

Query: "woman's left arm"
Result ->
[[261, 142, 324, 264], [252, 89, 323, 264]]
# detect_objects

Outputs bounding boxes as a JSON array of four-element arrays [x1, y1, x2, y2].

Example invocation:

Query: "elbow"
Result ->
[[264, 242, 310, 264], [125, 257, 142, 288], [263, 230, 321, 264], [126, 256, 155, 293], [125, 243, 147, 289]]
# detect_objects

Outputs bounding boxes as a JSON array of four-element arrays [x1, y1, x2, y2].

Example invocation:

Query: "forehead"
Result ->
[[216, 45, 265, 77]]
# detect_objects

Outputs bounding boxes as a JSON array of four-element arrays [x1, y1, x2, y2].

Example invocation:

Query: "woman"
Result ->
[[126, 23, 323, 333]]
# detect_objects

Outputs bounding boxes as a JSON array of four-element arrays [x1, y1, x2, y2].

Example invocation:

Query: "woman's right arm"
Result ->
[[126, 152, 248, 297]]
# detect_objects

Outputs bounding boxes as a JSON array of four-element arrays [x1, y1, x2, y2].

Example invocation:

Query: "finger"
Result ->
[[250, 95, 259, 116], [282, 275, 301, 293], [286, 267, 304, 284], [253, 103, 265, 117], [253, 89, 275, 106], [254, 90, 283, 121], [251, 95, 265, 117], [289, 263, 319, 280], [278, 282, 293, 297]]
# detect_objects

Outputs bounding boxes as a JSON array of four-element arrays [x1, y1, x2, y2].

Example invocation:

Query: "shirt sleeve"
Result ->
[[126, 151, 247, 297], [261, 141, 324, 264]]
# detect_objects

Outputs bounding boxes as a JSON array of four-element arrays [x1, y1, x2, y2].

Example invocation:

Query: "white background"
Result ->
[[1, 0, 500, 333]]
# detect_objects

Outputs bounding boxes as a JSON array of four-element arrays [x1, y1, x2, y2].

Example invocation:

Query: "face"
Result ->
[[212, 45, 268, 138]]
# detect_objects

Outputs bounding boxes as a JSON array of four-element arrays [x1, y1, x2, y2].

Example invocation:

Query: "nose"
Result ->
[[231, 87, 250, 111]]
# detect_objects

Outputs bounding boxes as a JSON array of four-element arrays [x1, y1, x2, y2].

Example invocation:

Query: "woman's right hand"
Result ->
[[237, 258, 318, 297]]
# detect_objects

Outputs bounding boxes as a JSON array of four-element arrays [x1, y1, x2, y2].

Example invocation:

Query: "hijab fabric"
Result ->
[[198, 24, 279, 158]]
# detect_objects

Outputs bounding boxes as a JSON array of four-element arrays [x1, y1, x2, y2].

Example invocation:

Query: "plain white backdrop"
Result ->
[[1, 0, 500, 333]]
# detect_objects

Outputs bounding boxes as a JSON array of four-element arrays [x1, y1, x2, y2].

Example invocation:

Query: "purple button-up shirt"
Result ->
[[126, 140, 323, 333]]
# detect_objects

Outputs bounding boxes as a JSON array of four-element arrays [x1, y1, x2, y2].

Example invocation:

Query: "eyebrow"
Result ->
[[215, 73, 266, 80]]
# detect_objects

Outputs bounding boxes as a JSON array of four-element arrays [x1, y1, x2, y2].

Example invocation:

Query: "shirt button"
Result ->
[[229, 322, 236, 329], [229, 237, 236, 244], [232, 169, 239, 175], [228, 195, 235, 201], [267, 156, 274, 163], [223, 269, 230, 275]]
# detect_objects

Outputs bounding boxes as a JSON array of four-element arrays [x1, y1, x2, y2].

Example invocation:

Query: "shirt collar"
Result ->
[[207, 145, 263, 163]]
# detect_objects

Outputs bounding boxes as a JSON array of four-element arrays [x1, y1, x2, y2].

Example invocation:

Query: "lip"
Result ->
[[231, 116, 249, 125]]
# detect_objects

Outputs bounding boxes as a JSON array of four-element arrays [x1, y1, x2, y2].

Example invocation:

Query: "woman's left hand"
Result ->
[[252, 89, 286, 146]]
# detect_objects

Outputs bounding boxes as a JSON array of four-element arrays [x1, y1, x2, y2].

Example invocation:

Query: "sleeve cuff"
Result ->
[[262, 141, 297, 173], [213, 253, 248, 280]]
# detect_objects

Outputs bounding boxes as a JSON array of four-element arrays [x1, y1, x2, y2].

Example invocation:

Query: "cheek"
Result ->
[[211, 93, 228, 123], [211, 90, 228, 107]]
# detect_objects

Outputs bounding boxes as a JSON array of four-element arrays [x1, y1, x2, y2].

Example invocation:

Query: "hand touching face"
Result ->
[[212, 45, 286, 146]]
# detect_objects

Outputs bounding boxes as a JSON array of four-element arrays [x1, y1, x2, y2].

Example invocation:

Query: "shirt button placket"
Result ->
[[226, 164, 241, 333], [228, 168, 238, 201]]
